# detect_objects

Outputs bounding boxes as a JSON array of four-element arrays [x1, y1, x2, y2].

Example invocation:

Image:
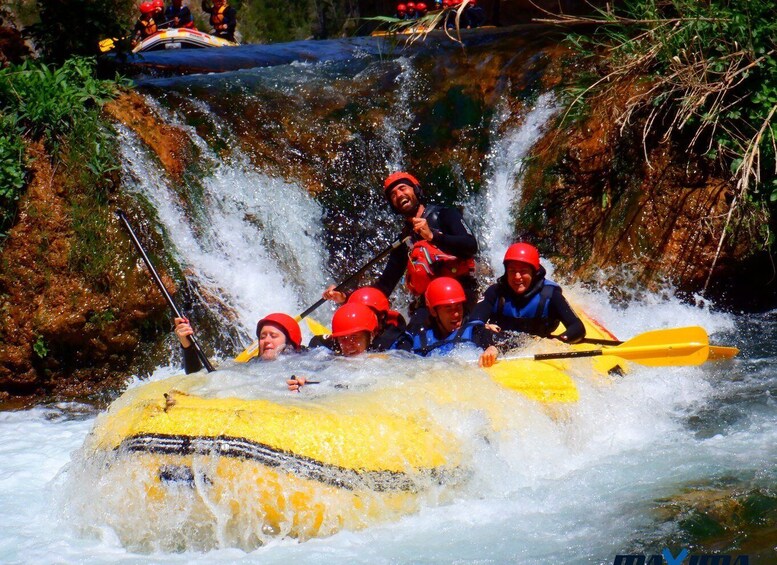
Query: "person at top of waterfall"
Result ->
[[131, 2, 159, 47], [289, 303, 381, 391], [443, 0, 484, 29], [309, 287, 408, 353], [397, 277, 500, 367], [470, 242, 586, 344], [162, 0, 194, 29], [202, 0, 237, 41], [395, 3, 408, 19], [321, 171, 479, 315], [175, 313, 302, 374]]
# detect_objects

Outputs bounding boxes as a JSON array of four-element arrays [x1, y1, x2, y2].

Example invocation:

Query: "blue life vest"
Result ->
[[492, 279, 561, 336], [411, 320, 484, 356]]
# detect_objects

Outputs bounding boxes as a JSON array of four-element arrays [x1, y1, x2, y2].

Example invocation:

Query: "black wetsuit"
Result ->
[[374, 204, 479, 310], [162, 5, 193, 28], [307, 314, 409, 353], [471, 266, 586, 344]]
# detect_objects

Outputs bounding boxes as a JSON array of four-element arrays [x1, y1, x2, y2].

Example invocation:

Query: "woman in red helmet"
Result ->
[[175, 313, 302, 373], [402, 277, 499, 367], [471, 242, 585, 344]]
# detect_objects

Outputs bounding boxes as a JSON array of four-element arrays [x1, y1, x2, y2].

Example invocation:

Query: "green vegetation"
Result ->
[[25, 0, 136, 63], [0, 57, 123, 250], [32, 335, 48, 358], [561, 0, 777, 248], [237, 0, 354, 43]]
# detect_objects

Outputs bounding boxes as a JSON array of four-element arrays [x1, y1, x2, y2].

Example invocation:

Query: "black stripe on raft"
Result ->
[[119, 433, 465, 493]]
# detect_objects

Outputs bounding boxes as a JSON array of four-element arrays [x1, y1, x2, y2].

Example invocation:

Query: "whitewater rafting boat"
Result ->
[[132, 28, 237, 53], [74, 313, 728, 548]]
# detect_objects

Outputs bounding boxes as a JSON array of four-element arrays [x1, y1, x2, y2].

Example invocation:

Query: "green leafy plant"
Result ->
[[0, 116, 27, 236], [549, 0, 777, 283], [33, 335, 48, 358]]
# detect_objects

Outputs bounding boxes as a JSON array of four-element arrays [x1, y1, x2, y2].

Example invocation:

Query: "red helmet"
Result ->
[[503, 243, 540, 271], [256, 313, 302, 350], [330, 304, 378, 338], [425, 277, 466, 309], [397, 3, 407, 12], [383, 171, 421, 197], [416, 2, 428, 11], [407, 1, 416, 7], [347, 287, 390, 315], [139, 1, 155, 14]]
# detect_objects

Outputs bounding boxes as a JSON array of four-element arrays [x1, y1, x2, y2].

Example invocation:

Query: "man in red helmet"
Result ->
[[401, 277, 499, 367], [471, 242, 585, 344], [175, 313, 302, 373], [322, 171, 479, 314]]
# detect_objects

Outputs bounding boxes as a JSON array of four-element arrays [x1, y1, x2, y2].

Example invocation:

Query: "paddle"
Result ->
[[115, 209, 215, 373], [509, 326, 710, 367], [297, 235, 412, 321], [564, 336, 739, 360]]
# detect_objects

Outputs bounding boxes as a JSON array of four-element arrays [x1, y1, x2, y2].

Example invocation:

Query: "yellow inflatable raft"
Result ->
[[74, 311, 623, 549]]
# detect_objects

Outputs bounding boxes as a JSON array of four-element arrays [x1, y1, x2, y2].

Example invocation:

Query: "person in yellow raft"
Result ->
[[288, 303, 380, 392], [470, 242, 586, 345], [175, 313, 302, 374]]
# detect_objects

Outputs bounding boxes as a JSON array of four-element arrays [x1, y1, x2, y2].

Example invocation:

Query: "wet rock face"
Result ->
[[520, 77, 767, 307], [0, 141, 170, 404]]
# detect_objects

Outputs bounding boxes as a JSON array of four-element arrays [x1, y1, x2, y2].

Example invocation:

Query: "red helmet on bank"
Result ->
[[416, 2, 428, 12], [347, 287, 390, 315], [397, 3, 407, 12], [330, 304, 379, 338], [425, 277, 466, 309], [503, 242, 540, 271], [256, 313, 302, 350], [139, 1, 155, 14]]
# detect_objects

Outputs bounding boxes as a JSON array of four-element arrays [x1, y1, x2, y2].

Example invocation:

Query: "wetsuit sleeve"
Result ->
[[472, 324, 496, 350], [308, 334, 336, 351], [470, 284, 498, 323], [182, 345, 203, 374], [550, 288, 586, 343], [373, 243, 409, 298], [389, 332, 414, 352], [430, 208, 478, 258]]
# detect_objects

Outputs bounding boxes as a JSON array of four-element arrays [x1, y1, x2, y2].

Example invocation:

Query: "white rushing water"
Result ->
[[2, 65, 774, 565]]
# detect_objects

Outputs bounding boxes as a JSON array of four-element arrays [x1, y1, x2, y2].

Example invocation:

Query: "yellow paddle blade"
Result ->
[[234, 340, 259, 363], [708, 345, 739, 360], [485, 359, 579, 403], [605, 326, 709, 366], [98, 37, 117, 52], [303, 317, 330, 336]]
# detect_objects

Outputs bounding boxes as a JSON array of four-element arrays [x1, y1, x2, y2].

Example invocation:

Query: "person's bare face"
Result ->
[[388, 184, 419, 216], [432, 302, 464, 334]]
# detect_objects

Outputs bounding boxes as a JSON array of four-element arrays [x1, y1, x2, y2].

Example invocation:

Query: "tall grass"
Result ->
[[554, 0, 777, 283]]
